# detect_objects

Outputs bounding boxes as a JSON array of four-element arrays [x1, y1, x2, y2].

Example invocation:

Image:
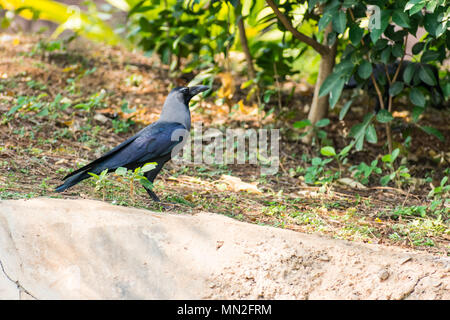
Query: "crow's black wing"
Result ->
[[63, 121, 187, 179]]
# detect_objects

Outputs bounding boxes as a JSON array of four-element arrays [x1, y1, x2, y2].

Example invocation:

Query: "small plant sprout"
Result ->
[[293, 118, 331, 146], [114, 163, 157, 203], [428, 176, 449, 200], [380, 148, 411, 188], [88, 169, 109, 200], [320, 142, 353, 175], [350, 159, 382, 185]]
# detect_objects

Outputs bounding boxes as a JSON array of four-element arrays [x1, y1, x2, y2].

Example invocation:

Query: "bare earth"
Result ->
[[0, 198, 448, 300]]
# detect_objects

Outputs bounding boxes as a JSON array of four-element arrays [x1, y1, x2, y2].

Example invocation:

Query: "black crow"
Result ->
[[55, 85, 209, 202]]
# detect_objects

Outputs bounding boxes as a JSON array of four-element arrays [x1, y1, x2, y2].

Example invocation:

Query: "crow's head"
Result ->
[[171, 85, 209, 105]]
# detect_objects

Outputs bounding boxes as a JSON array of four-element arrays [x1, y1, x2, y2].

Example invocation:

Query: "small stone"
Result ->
[[318, 254, 331, 262], [216, 241, 224, 250], [93, 113, 110, 124], [400, 257, 412, 265], [378, 269, 390, 281]]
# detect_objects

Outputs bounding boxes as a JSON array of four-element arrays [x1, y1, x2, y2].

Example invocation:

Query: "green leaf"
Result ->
[[403, 63, 415, 84], [389, 82, 404, 96], [333, 11, 347, 34], [115, 167, 128, 176], [319, 72, 342, 97], [315, 118, 330, 128], [380, 175, 392, 186], [365, 124, 378, 144], [411, 42, 425, 55], [87, 172, 99, 179], [141, 162, 157, 173], [339, 100, 353, 120], [405, 0, 426, 15], [392, 43, 404, 58], [263, 90, 274, 103], [318, 11, 333, 32], [349, 114, 374, 151], [392, 10, 411, 28], [121, 102, 136, 114], [329, 77, 345, 109], [380, 47, 391, 64], [392, 148, 400, 162], [293, 119, 312, 129], [424, 11, 446, 37], [370, 10, 391, 43], [382, 154, 392, 163], [139, 177, 153, 189], [311, 157, 322, 166], [99, 169, 108, 178], [7, 104, 23, 116], [321, 146, 336, 157], [376, 109, 394, 123], [426, 0, 438, 13], [241, 79, 254, 89], [36, 107, 49, 117], [411, 106, 424, 122], [339, 143, 353, 157], [349, 24, 364, 46], [440, 176, 448, 187], [419, 66, 436, 86], [421, 50, 440, 63], [409, 88, 426, 107], [420, 126, 444, 142], [358, 61, 373, 79]]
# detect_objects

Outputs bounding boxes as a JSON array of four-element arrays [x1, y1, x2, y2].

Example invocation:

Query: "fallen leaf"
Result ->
[[219, 175, 262, 194], [337, 178, 367, 190], [217, 72, 235, 100]]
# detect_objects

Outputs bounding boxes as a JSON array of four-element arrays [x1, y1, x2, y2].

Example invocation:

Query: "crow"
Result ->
[[55, 85, 209, 202]]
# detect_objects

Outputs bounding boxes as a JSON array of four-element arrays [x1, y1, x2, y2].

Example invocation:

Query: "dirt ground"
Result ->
[[0, 33, 449, 257]]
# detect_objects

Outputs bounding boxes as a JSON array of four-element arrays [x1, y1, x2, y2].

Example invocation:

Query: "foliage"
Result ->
[[304, 156, 339, 190], [0, 0, 124, 45], [88, 168, 110, 200], [380, 148, 411, 187], [350, 159, 382, 185], [114, 163, 157, 201], [1, 93, 71, 123], [293, 117, 331, 145]]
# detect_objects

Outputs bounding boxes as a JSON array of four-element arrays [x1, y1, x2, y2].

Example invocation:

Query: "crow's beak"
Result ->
[[188, 85, 209, 97]]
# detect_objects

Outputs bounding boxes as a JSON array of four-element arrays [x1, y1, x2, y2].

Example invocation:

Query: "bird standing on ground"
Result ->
[[55, 85, 209, 202]]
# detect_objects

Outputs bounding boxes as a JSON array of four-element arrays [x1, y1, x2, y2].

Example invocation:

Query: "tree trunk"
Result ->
[[236, 4, 255, 80], [302, 24, 337, 144]]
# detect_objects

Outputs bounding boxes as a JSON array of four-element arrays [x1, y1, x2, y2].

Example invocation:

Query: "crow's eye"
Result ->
[[181, 88, 189, 94]]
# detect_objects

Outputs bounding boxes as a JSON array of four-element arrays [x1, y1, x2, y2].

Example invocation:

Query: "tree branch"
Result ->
[[265, 0, 330, 56]]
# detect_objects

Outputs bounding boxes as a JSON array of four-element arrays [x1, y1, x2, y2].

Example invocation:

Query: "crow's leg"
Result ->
[[144, 187, 160, 202]]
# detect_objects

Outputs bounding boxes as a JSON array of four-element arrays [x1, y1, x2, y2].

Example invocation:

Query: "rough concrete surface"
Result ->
[[0, 198, 448, 300]]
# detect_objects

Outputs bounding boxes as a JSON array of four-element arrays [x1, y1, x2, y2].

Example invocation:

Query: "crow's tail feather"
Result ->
[[55, 171, 90, 192]]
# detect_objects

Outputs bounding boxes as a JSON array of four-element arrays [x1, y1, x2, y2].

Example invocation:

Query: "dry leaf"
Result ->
[[337, 178, 367, 190], [217, 72, 235, 100], [219, 175, 262, 194], [238, 100, 258, 115]]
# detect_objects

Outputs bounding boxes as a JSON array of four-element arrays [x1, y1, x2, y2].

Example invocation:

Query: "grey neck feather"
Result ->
[[158, 94, 191, 131]]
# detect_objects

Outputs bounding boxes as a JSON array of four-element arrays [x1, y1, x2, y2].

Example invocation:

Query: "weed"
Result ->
[[350, 159, 382, 185], [304, 156, 339, 190], [380, 148, 411, 187], [428, 175, 450, 200], [124, 74, 143, 87], [88, 169, 111, 200], [114, 163, 157, 202], [112, 118, 135, 134], [73, 90, 106, 112]]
